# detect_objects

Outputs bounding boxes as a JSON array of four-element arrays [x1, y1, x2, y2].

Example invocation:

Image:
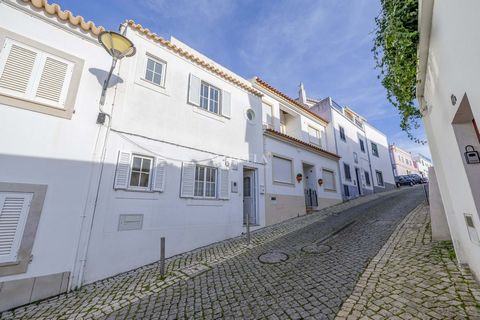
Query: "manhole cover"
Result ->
[[179, 263, 210, 277], [302, 244, 331, 254], [258, 251, 289, 264]]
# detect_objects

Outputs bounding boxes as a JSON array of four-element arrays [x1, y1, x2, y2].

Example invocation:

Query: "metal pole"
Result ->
[[160, 237, 165, 278], [424, 183, 430, 205], [246, 213, 251, 246]]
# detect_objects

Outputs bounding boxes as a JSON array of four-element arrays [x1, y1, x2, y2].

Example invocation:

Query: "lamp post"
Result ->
[[97, 31, 136, 106]]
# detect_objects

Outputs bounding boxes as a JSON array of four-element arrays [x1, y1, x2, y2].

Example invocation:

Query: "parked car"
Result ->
[[395, 176, 414, 187], [406, 174, 424, 184]]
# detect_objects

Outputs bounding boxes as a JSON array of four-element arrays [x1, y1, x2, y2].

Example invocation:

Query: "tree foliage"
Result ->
[[373, 0, 424, 143]]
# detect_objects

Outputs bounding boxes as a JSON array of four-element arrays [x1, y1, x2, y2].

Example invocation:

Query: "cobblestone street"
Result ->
[[2, 186, 479, 320]]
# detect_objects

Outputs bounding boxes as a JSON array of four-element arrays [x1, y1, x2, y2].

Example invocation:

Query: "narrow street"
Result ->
[[106, 188, 424, 319]]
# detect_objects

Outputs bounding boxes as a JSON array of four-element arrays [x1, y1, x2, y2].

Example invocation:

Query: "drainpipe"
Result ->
[[71, 22, 128, 290]]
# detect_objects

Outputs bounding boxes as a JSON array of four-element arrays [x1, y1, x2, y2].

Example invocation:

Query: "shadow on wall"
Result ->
[[89, 68, 124, 88]]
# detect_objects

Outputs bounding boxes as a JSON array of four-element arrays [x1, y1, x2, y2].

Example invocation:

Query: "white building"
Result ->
[[298, 85, 396, 197], [412, 153, 433, 178], [0, 0, 111, 311], [81, 21, 266, 283], [252, 78, 342, 226], [417, 0, 480, 280]]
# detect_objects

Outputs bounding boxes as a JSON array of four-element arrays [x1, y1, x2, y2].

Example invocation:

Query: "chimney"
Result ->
[[298, 82, 307, 105]]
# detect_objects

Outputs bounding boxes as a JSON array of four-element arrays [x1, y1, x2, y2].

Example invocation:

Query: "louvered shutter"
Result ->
[[0, 193, 32, 264], [180, 162, 196, 198], [114, 151, 131, 189], [0, 42, 37, 97], [188, 74, 201, 106], [34, 56, 72, 107], [218, 169, 229, 200], [152, 159, 166, 192], [221, 90, 231, 118]]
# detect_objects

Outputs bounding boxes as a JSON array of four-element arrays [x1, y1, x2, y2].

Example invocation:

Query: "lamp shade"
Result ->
[[98, 31, 136, 60]]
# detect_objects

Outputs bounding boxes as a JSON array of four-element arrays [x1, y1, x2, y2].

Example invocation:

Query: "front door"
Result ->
[[243, 170, 256, 225], [355, 168, 362, 195]]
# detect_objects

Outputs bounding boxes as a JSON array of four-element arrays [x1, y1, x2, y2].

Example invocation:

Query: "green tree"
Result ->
[[373, 0, 424, 143]]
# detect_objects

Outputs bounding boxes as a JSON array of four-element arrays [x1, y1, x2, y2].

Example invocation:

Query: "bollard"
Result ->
[[424, 183, 430, 205], [160, 237, 165, 279]]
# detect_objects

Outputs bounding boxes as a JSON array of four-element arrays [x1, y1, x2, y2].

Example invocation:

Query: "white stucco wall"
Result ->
[[0, 3, 110, 284], [364, 123, 395, 189], [83, 27, 266, 283], [419, 0, 480, 279]]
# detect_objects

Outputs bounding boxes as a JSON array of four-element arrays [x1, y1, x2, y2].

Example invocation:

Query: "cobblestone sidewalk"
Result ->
[[336, 204, 480, 320], [0, 187, 410, 320]]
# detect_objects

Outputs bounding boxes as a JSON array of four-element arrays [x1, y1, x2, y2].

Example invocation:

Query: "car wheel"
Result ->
[[409, 182, 413, 186]]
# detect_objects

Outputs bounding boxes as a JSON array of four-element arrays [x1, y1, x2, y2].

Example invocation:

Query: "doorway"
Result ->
[[243, 168, 257, 225], [355, 167, 362, 196], [303, 163, 318, 208]]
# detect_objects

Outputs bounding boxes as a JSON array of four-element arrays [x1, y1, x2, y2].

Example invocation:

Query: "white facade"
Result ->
[[413, 154, 433, 178], [82, 24, 266, 283], [253, 80, 342, 225], [364, 123, 396, 191], [417, 0, 480, 280], [389, 144, 420, 176], [0, 0, 111, 311]]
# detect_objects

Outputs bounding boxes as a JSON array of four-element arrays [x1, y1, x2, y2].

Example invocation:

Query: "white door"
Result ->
[[243, 170, 256, 225]]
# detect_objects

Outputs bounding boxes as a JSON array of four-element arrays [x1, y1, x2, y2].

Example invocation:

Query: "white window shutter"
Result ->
[[188, 74, 201, 106], [0, 192, 32, 264], [0, 42, 37, 96], [34, 56, 72, 107], [180, 162, 196, 198], [218, 169, 230, 199], [152, 159, 166, 192], [114, 151, 131, 189], [221, 90, 231, 118]]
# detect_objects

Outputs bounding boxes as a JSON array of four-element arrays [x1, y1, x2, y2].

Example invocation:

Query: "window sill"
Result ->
[[0, 93, 73, 119], [134, 78, 169, 96], [273, 181, 295, 187], [186, 198, 225, 206], [324, 188, 337, 193]]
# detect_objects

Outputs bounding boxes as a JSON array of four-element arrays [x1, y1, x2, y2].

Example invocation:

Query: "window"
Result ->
[[129, 155, 153, 188], [344, 185, 350, 197], [371, 142, 379, 157], [344, 163, 352, 181], [246, 109, 256, 122], [262, 103, 273, 128], [194, 166, 217, 198], [308, 126, 321, 145], [200, 81, 220, 114], [0, 33, 81, 119], [359, 139, 365, 152], [376, 170, 384, 186], [114, 152, 166, 192], [273, 155, 293, 184], [339, 126, 346, 141], [144, 56, 165, 86], [322, 169, 336, 191], [365, 171, 371, 186], [353, 152, 358, 164]]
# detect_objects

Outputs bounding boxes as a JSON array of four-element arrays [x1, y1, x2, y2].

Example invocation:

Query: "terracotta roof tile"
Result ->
[[264, 128, 340, 160], [127, 20, 263, 97], [254, 77, 329, 124], [21, 0, 104, 35]]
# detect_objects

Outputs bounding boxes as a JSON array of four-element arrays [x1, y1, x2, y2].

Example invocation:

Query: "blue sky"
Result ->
[[56, 0, 430, 157]]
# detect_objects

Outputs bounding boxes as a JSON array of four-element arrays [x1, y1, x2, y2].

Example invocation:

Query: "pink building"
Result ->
[[389, 144, 420, 176]]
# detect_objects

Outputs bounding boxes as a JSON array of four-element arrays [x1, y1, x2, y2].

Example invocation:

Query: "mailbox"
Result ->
[[464, 145, 480, 164]]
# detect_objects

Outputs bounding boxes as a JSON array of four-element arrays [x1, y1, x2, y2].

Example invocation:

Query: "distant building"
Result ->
[[298, 87, 396, 200], [412, 154, 433, 178], [389, 144, 420, 176]]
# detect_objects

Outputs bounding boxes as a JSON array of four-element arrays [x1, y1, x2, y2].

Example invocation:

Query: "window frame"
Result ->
[[359, 138, 365, 152], [376, 170, 384, 187], [143, 54, 166, 87], [308, 126, 321, 146], [322, 169, 336, 192], [262, 102, 274, 128], [0, 28, 83, 119], [364, 170, 371, 186], [128, 155, 154, 191], [339, 126, 346, 141], [193, 165, 218, 199], [371, 142, 379, 157], [200, 81, 221, 114], [343, 162, 352, 181], [272, 154, 294, 185]]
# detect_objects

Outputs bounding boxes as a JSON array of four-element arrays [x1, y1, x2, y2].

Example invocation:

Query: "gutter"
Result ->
[[416, 0, 434, 111]]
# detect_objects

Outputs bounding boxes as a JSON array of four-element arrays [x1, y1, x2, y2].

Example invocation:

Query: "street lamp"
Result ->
[[98, 31, 136, 106]]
